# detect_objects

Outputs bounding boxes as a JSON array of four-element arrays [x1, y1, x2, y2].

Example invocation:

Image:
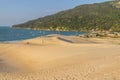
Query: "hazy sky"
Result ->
[[0, 0, 109, 26]]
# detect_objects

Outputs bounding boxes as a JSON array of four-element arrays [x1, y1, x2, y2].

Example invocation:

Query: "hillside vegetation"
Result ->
[[13, 0, 120, 32]]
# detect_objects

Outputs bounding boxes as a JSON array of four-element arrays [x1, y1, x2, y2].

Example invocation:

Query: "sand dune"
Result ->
[[0, 35, 120, 80]]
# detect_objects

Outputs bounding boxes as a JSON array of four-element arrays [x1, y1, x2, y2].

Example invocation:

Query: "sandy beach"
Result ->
[[0, 35, 120, 80]]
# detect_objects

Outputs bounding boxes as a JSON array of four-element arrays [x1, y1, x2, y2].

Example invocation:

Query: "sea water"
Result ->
[[0, 27, 85, 42]]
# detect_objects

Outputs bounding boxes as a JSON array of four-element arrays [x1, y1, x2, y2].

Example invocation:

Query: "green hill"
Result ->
[[12, 0, 120, 32]]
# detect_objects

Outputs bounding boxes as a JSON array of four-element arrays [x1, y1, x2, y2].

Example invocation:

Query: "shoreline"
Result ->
[[1, 34, 120, 44], [0, 27, 87, 42]]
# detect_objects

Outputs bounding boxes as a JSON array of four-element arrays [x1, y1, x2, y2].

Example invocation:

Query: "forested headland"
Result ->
[[13, 0, 120, 32]]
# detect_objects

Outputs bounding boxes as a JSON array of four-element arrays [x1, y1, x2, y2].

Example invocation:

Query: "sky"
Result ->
[[0, 0, 109, 26]]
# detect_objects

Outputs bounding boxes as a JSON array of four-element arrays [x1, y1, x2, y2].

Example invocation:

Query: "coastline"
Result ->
[[0, 27, 87, 42], [12, 27, 88, 32]]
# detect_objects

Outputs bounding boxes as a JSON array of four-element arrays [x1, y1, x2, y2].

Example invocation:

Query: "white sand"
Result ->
[[0, 35, 120, 80]]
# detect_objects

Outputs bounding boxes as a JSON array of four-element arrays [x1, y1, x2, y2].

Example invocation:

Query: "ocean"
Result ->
[[0, 27, 85, 42]]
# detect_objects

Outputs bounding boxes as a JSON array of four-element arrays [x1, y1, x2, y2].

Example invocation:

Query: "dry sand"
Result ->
[[0, 34, 120, 80]]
